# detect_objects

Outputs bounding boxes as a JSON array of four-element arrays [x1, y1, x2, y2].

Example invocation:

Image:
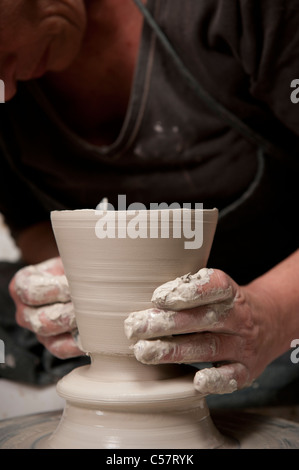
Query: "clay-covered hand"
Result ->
[[124, 268, 277, 396], [9, 257, 83, 359]]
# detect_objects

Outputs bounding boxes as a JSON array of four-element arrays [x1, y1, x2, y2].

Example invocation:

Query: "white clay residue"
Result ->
[[133, 339, 174, 365], [15, 264, 70, 306], [124, 308, 176, 340], [151, 268, 230, 310], [132, 334, 219, 366], [125, 268, 235, 341], [154, 121, 164, 133], [24, 302, 76, 335], [125, 300, 232, 340], [193, 367, 238, 395]]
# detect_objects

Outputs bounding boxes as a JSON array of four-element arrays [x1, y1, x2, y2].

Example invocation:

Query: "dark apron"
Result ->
[[134, 0, 299, 408], [132, 0, 298, 282]]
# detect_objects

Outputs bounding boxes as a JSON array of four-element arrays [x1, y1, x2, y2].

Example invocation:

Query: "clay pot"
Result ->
[[39, 207, 233, 449]]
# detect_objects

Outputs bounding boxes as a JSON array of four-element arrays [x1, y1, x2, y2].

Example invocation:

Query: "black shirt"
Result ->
[[0, 0, 298, 281]]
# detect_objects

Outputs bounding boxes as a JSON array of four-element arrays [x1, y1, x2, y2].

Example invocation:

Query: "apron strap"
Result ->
[[133, 0, 299, 170]]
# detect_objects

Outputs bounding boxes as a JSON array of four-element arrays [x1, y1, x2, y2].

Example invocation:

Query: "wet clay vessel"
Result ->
[[37, 208, 235, 449], [2, 208, 299, 449]]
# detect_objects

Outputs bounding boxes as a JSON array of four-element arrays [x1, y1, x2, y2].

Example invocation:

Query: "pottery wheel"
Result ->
[[0, 410, 299, 449]]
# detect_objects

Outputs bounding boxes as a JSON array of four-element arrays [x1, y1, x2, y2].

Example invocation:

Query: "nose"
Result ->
[[0, 54, 18, 101]]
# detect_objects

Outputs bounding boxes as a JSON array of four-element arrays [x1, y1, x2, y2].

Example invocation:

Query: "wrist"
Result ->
[[245, 250, 299, 359]]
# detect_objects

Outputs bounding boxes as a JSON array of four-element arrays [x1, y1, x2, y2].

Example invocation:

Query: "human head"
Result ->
[[0, 0, 87, 100]]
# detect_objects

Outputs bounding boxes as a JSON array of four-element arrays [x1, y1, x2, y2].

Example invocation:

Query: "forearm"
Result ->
[[246, 249, 299, 359], [16, 220, 59, 264]]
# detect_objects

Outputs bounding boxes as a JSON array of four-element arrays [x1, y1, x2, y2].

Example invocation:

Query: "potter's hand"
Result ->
[[9, 257, 83, 359], [125, 268, 276, 395]]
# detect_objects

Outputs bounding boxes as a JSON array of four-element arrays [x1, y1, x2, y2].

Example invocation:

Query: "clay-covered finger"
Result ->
[[193, 363, 250, 395], [37, 332, 83, 359], [152, 268, 235, 310], [132, 332, 238, 365], [125, 303, 231, 340], [14, 258, 70, 306], [20, 302, 76, 336]]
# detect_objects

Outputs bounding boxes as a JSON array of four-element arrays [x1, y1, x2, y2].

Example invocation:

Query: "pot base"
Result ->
[[1, 409, 299, 449]]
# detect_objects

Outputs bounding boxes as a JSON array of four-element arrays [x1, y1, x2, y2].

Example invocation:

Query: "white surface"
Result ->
[[0, 379, 64, 420], [0, 215, 64, 420], [0, 214, 20, 261]]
